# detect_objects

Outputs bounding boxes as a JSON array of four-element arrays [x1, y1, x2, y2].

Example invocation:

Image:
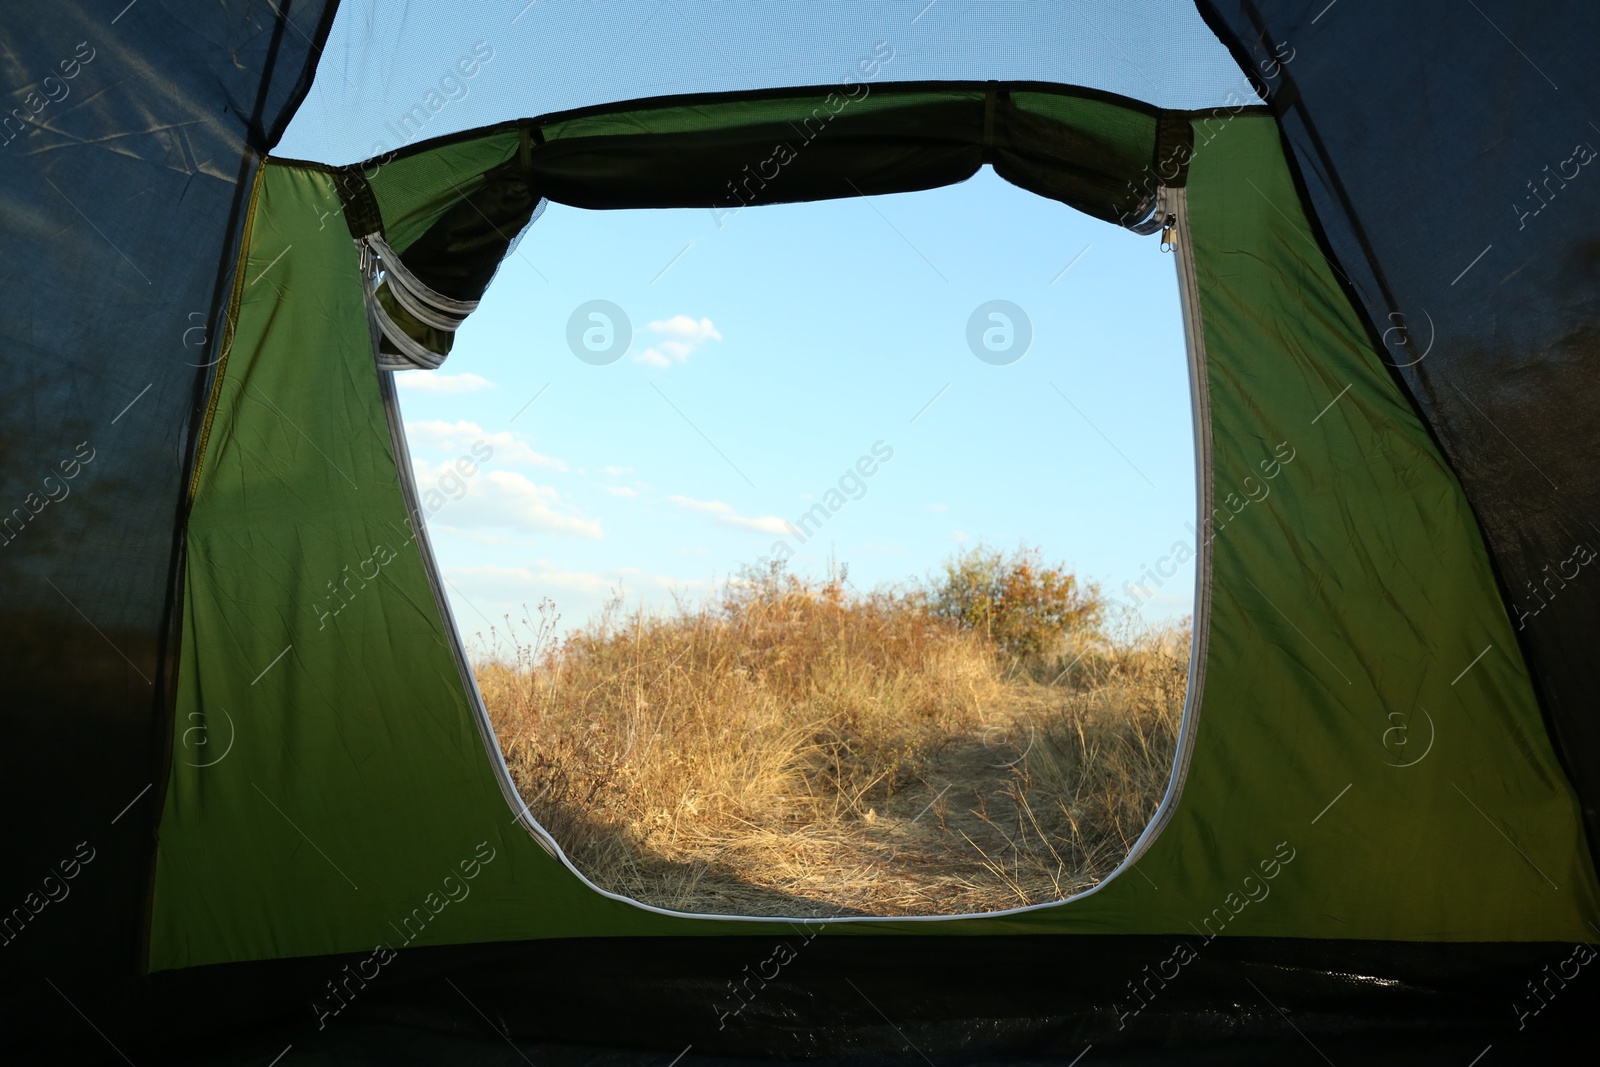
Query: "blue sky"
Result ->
[[392, 167, 1198, 645]]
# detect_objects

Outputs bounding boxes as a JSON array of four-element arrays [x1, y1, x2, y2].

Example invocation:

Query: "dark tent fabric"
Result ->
[[1197, 1, 1600, 848], [3, 2, 1599, 1064], [0, 0, 334, 1055]]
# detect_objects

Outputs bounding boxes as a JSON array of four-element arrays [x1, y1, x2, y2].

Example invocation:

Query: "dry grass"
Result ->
[[476, 574, 1187, 917]]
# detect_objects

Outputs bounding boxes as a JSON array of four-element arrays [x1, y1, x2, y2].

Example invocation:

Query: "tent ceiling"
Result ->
[[277, 0, 1255, 164]]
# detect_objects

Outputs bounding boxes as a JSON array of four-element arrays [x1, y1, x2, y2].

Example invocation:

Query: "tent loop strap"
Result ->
[[336, 167, 385, 243], [981, 85, 997, 157], [1152, 112, 1194, 191], [339, 160, 478, 370], [1124, 112, 1194, 237], [519, 122, 535, 170]]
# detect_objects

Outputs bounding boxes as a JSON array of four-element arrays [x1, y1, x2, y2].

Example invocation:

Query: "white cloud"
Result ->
[[668, 495, 733, 516], [433, 528, 538, 548], [667, 495, 794, 536], [444, 563, 712, 622], [925, 503, 949, 513], [653, 315, 723, 342], [602, 466, 634, 477], [726, 514, 795, 535], [405, 419, 567, 471], [447, 563, 621, 598], [413, 459, 601, 539], [635, 315, 722, 368], [1119, 583, 1192, 615], [606, 486, 638, 498], [459, 563, 709, 595], [395, 371, 495, 394], [476, 470, 601, 538]]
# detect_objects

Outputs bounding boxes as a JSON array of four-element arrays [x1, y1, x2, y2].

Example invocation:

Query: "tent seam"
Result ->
[[187, 164, 267, 502]]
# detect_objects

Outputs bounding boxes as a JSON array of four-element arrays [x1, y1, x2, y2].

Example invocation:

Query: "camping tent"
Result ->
[[2, 2, 1596, 1062]]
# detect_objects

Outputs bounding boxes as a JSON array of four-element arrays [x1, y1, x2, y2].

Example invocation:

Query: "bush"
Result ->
[[924, 545, 1104, 660]]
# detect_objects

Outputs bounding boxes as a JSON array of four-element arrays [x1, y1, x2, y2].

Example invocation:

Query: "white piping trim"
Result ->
[[384, 271, 472, 333], [381, 188, 1215, 929], [1119, 186, 1212, 854], [358, 233, 476, 371], [367, 233, 480, 316], [370, 293, 449, 370], [376, 370, 559, 860]]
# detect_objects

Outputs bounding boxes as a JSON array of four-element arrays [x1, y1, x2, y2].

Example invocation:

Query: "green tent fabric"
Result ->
[[11, 2, 1600, 1061], [151, 102, 1597, 972]]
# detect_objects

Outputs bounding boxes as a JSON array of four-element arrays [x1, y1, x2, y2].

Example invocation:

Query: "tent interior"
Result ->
[[3, 2, 1598, 1064]]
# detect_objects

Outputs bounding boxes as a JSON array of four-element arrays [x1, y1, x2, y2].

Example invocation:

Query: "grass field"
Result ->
[[476, 559, 1188, 917]]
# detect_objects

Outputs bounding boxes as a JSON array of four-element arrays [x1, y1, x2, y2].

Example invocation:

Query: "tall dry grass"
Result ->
[[476, 572, 1187, 917]]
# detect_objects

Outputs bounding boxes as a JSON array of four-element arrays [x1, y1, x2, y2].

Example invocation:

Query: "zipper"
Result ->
[[1110, 185, 1214, 871], [375, 370, 563, 860]]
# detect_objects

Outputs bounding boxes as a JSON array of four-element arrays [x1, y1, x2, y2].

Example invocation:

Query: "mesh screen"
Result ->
[[0, 0, 333, 1053], [278, 0, 1255, 165]]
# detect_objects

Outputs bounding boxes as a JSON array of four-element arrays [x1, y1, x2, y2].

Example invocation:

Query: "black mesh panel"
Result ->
[[0, 0, 334, 1055]]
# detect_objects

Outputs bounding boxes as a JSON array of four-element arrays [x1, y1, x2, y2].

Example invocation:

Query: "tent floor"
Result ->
[[125, 934, 1588, 1064]]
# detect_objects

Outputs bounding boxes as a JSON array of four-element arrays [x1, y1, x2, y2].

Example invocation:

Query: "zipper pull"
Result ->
[[1160, 214, 1178, 252]]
